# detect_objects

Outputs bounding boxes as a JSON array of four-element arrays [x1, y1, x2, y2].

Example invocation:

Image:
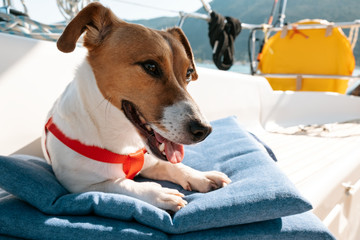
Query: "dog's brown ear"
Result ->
[[57, 2, 119, 53], [167, 27, 198, 81]]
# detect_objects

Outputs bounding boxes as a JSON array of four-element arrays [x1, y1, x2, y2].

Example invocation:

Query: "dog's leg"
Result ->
[[88, 178, 187, 212], [140, 158, 231, 193]]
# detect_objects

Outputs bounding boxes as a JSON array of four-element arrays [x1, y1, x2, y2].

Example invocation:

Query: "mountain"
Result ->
[[129, 0, 360, 65]]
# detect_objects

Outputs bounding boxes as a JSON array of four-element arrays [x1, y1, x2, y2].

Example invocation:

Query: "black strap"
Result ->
[[208, 11, 241, 70]]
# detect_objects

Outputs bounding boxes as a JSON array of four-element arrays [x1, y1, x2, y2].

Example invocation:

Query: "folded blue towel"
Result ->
[[0, 116, 334, 239]]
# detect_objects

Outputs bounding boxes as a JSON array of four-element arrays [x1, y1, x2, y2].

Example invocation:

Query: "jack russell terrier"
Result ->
[[42, 2, 231, 212]]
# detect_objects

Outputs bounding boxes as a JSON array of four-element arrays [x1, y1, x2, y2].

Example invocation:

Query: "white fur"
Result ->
[[43, 61, 144, 192], [154, 100, 210, 144]]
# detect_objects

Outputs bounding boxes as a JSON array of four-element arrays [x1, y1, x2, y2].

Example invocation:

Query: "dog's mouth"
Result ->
[[121, 100, 184, 164]]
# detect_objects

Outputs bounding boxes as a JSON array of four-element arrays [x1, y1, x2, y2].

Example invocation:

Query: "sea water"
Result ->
[[196, 62, 250, 74], [197, 62, 360, 76]]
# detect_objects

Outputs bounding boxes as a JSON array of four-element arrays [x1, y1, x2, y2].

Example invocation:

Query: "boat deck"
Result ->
[[263, 120, 360, 186], [260, 121, 360, 239]]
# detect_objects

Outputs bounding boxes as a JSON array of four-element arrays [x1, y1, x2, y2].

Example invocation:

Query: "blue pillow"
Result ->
[[0, 116, 316, 236], [0, 189, 334, 239]]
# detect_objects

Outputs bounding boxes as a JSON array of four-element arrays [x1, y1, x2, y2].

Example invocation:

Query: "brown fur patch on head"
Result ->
[[86, 23, 179, 124], [58, 3, 199, 130]]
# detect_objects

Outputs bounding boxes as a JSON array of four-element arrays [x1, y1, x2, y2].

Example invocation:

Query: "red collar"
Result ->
[[45, 117, 146, 180]]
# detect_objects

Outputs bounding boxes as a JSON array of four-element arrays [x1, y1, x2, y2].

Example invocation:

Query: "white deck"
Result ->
[[1, 33, 360, 239]]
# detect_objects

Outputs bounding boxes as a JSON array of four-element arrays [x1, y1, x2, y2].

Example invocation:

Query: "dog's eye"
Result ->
[[186, 68, 194, 83], [141, 61, 161, 78]]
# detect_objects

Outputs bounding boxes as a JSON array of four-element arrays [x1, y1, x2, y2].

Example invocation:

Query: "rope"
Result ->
[[208, 11, 242, 70], [0, 13, 65, 41], [349, 26, 359, 50], [57, 0, 93, 21], [269, 120, 360, 138]]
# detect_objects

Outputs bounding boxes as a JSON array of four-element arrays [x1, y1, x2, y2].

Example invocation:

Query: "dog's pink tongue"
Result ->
[[155, 132, 184, 164], [165, 141, 184, 164]]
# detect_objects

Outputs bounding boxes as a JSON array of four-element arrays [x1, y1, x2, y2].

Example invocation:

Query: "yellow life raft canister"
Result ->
[[258, 19, 355, 93]]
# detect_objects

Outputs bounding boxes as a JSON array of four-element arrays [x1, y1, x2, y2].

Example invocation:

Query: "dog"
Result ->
[[42, 2, 231, 212]]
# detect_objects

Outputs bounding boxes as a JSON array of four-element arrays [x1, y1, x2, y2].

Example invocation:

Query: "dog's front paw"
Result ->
[[138, 182, 187, 212], [180, 170, 231, 193]]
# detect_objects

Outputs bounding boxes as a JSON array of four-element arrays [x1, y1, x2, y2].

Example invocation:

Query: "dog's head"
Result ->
[[57, 3, 211, 164]]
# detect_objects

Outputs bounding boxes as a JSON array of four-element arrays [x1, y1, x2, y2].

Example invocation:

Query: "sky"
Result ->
[[4, 0, 211, 24]]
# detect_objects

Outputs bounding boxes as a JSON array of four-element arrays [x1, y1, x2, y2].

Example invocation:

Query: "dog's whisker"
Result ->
[[104, 96, 113, 120], [86, 95, 112, 122]]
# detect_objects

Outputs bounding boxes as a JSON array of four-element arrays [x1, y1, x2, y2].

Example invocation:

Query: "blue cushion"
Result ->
[[0, 116, 334, 239], [0, 189, 333, 239]]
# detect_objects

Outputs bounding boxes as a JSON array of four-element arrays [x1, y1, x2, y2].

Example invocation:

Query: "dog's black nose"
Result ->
[[188, 120, 212, 142]]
